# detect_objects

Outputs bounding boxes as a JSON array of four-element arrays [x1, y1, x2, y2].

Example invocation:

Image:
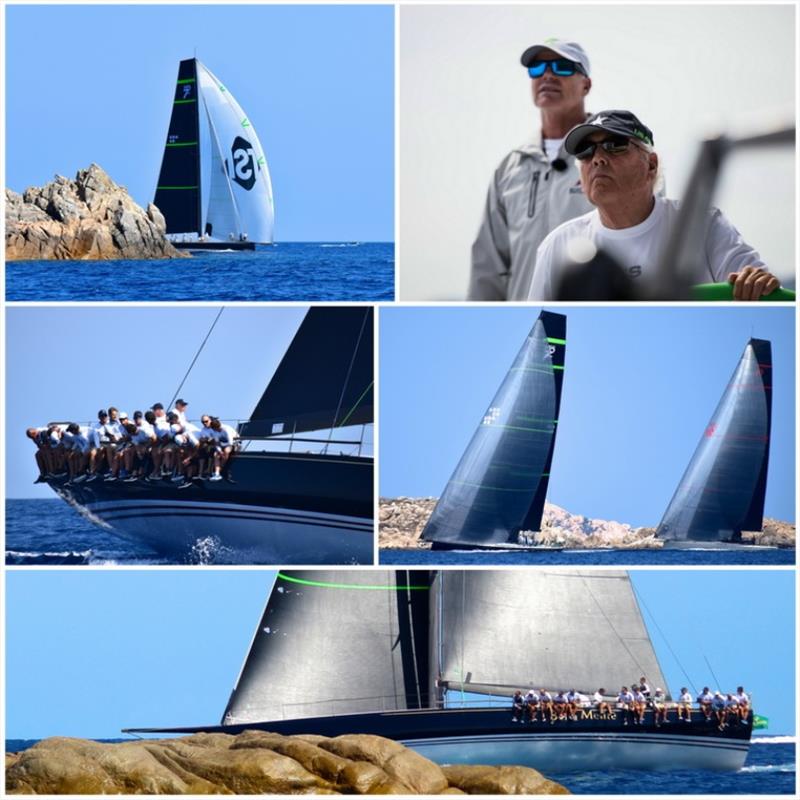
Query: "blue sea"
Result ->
[[6, 498, 265, 565], [380, 547, 796, 566], [5, 737, 794, 794], [5, 242, 394, 301]]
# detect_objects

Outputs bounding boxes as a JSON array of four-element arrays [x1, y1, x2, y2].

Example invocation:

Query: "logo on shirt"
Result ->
[[231, 136, 258, 190]]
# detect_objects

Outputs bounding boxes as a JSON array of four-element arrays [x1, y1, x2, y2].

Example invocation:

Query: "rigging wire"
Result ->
[[632, 582, 698, 695], [168, 307, 225, 411], [580, 573, 648, 678], [703, 654, 724, 691]]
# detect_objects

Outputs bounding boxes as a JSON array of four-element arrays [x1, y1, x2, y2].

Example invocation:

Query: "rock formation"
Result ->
[[5, 165, 187, 260], [5, 732, 569, 795], [379, 497, 661, 549], [379, 498, 795, 550]]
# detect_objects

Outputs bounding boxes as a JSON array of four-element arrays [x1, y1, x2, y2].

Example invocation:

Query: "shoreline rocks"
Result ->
[[6, 165, 188, 261], [379, 498, 795, 550], [5, 732, 569, 795]]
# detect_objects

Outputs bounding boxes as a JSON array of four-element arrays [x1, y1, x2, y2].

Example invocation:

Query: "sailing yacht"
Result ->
[[657, 338, 773, 548], [154, 58, 274, 251], [422, 310, 566, 550], [44, 308, 374, 564], [126, 569, 753, 772]]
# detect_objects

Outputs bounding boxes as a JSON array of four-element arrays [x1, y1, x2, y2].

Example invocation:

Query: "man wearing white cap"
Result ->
[[470, 38, 595, 300]]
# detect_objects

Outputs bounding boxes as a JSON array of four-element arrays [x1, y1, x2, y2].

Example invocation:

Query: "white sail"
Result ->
[[196, 60, 275, 243]]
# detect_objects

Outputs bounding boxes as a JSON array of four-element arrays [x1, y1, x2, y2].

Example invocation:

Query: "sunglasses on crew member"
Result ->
[[527, 59, 586, 78], [574, 136, 638, 161]]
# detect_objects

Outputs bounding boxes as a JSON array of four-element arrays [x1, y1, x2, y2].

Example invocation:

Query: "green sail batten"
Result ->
[[482, 423, 553, 434], [173, 99, 197, 105], [156, 185, 198, 190], [165, 141, 198, 148], [511, 366, 564, 375], [451, 480, 535, 493], [546, 337, 567, 345], [277, 573, 429, 591], [176, 78, 196, 85]]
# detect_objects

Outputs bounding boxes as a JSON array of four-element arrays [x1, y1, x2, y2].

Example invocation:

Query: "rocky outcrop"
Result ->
[[6, 165, 187, 260], [379, 498, 795, 550], [5, 732, 569, 795]]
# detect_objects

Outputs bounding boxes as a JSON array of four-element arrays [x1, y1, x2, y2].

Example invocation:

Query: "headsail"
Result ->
[[222, 571, 431, 724], [657, 338, 772, 542], [431, 570, 669, 700], [421, 311, 566, 548], [239, 307, 374, 439], [154, 58, 274, 243]]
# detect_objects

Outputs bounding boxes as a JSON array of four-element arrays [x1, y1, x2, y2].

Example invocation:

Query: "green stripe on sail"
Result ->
[[450, 480, 533, 493], [176, 78, 196, 85], [511, 366, 562, 375], [173, 99, 197, 105], [157, 185, 198, 190], [546, 337, 567, 345], [335, 381, 374, 427], [165, 141, 198, 148], [752, 714, 769, 730], [277, 573, 428, 591], [482, 423, 552, 434]]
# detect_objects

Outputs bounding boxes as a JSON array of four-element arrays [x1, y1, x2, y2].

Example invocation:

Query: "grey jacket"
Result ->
[[469, 139, 595, 300]]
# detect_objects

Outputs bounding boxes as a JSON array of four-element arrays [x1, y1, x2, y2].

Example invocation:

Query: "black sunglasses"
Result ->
[[574, 136, 638, 161]]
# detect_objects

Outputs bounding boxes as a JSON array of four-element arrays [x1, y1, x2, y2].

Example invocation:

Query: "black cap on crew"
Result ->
[[97, 409, 108, 419], [152, 402, 164, 411], [175, 398, 188, 407], [565, 110, 654, 155]]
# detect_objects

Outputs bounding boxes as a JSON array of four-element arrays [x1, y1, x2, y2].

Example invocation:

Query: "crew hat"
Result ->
[[97, 409, 108, 418], [565, 110, 655, 155], [119, 411, 129, 419], [175, 398, 188, 406], [520, 38, 590, 75], [152, 402, 164, 411]]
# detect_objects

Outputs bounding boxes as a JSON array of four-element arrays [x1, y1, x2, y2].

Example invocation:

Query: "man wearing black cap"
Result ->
[[528, 109, 781, 300], [469, 38, 595, 300]]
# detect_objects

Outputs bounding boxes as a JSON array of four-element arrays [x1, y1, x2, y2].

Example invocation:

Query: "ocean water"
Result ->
[[6, 498, 271, 565], [5, 242, 394, 301], [5, 738, 794, 794], [380, 547, 796, 566]]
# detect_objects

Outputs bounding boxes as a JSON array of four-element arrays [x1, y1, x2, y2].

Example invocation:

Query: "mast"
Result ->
[[657, 338, 773, 542], [421, 311, 566, 548], [154, 59, 202, 236]]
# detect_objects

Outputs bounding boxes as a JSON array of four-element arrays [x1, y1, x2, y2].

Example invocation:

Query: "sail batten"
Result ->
[[657, 338, 772, 542], [240, 307, 374, 439], [421, 311, 566, 547]]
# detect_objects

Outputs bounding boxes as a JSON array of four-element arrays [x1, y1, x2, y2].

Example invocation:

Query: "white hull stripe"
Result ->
[[85, 500, 373, 533], [402, 732, 750, 754]]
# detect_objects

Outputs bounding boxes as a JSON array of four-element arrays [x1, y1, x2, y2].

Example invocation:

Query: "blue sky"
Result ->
[[6, 306, 308, 497], [4, 5, 394, 241], [4, 569, 794, 738], [380, 306, 796, 527]]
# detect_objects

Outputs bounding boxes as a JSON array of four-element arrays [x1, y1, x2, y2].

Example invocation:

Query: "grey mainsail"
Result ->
[[657, 338, 772, 542], [421, 311, 566, 548], [431, 570, 669, 700], [222, 571, 431, 724], [223, 569, 669, 726]]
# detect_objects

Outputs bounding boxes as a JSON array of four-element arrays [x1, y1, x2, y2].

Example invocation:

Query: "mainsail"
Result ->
[[657, 338, 772, 542], [154, 58, 274, 243], [431, 570, 669, 700], [222, 571, 431, 724], [421, 311, 566, 548], [222, 568, 669, 726], [239, 307, 374, 439]]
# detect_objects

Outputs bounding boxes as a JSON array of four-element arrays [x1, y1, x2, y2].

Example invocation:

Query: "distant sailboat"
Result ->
[[421, 311, 566, 550], [45, 308, 374, 563], [154, 58, 274, 251], [128, 569, 753, 772], [657, 338, 772, 547]]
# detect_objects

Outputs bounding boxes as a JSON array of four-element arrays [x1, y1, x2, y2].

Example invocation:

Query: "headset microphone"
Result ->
[[551, 158, 567, 172]]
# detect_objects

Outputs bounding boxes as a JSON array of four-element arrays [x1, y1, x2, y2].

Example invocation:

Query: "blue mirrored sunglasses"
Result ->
[[527, 59, 585, 78]]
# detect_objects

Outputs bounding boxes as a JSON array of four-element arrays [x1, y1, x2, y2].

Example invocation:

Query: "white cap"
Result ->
[[520, 38, 591, 75]]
